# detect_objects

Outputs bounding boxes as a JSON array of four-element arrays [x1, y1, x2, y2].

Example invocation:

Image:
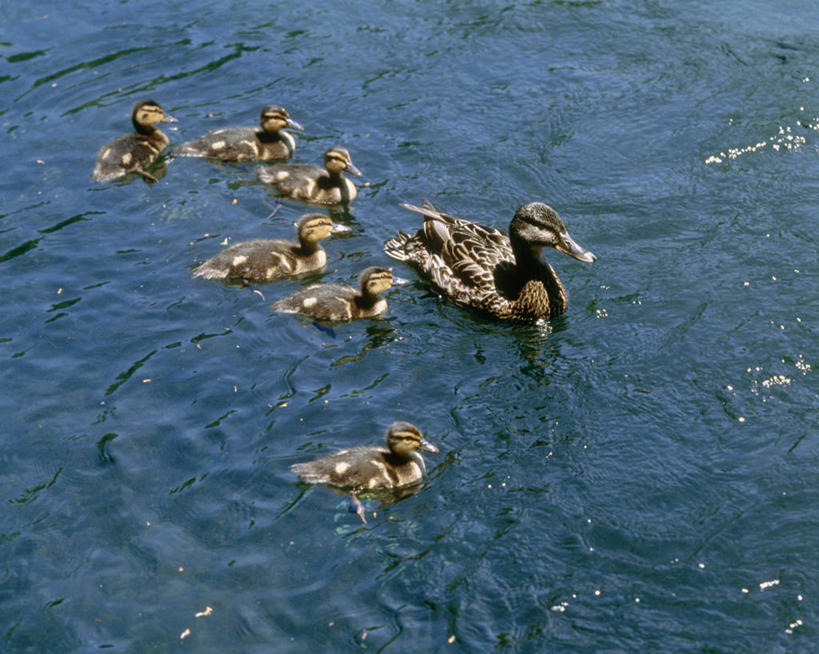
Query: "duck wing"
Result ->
[[401, 201, 512, 293]]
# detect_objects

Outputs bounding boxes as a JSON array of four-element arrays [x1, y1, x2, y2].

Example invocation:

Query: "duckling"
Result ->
[[384, 200, 596, 322], [92, 99, 177, 183], [272, 266, 393, 321], [258, 145, 362, 206], [175, 104, 303, 162], [291, 421, 438, 522], [192, 214, 348, 283]]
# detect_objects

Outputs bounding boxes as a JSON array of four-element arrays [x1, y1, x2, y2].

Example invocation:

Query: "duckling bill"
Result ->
[[384, 200, 596, 322], [258, 145, 362, 206], [191, 213, 347, 283], [291, 421, 438, 523], [272, 266, 393, 322], [176, 104, 303, 162], [93, 99, 177, 183]]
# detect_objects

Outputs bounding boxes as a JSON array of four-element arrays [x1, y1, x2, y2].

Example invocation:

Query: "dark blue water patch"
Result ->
[[1, 1, 818, 652]]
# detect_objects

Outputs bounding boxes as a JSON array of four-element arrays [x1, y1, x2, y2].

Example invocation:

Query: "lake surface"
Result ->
[[1, 1, 817, 651]]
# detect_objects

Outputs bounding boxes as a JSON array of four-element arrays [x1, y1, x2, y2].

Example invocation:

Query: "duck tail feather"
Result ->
[[384, 232, 414, 261], [400, 200, 441, 221]]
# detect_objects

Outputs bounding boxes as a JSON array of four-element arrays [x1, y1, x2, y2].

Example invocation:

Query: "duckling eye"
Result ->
[[138, 106, 162, 121]]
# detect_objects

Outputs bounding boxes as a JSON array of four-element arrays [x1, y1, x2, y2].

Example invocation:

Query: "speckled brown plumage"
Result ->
[[384, 200, 596, 322], [272, 266, 393, 321], [291, 422, 438, 493], [258, 146, 362, 206], [192, 214, 343, 283], [93, 100, 177, 183], [176, 105, 303, 162]]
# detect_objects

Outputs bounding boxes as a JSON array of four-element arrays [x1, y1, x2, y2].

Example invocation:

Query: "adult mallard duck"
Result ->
[[272, 266, 393, 321], [384, 200, 596, 322], [92, 99, 177, 183], [291, 421, 438, 522], [191, 213, 348, 283], [175, 104, 303, 161], [258, 145, 362, 206]]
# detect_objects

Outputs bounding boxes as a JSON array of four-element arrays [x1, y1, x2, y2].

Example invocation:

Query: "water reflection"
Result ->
[[331, 320, 398, 367], [292, 480, 430, 526]]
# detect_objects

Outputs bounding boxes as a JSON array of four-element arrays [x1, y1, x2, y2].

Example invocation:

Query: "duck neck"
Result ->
[[410, 450, 426, 474], [294, 240, 320, 256], [510, 235, 567, 316], [354, 288, 380, 309], [317, 172, 353, 205], [387, 447, 426, 473], [509, 234, 542, 279], [258, 129, 283, 143], [317, 170, 344, 191], [133, 121, 156, 136]]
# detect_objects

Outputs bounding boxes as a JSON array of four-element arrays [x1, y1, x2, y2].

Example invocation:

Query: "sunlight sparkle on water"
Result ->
[[794, 355, 811, 374], [705, 113, 812, 164], [785, 618, 804, 634]]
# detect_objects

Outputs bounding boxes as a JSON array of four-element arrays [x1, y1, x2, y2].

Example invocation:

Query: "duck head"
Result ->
[[511, 202, 596, 263], [324, 146, 363, 177], [295, 213, 349, 245], [131, 99, 177, 134], [260, 104, 303, 133], [359, 266, 394, 296], [386, 421, 439, 458]]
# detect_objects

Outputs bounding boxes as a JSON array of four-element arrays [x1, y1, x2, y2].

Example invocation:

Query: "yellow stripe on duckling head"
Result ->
[[360, 266, 393, 295], [324, 146, 362, 177], [260, 104, 303, 132]]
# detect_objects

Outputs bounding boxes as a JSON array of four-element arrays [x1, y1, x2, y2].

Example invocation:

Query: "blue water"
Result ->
[[1, 1, 817, 652]]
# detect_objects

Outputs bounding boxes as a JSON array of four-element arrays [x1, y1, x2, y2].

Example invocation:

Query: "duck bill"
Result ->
[[419, 438, 439, 453], [345, 161, 364, 177], [286, 118, 304, 131], [160, 113, 179, 124], [556, 232, 596, 263]]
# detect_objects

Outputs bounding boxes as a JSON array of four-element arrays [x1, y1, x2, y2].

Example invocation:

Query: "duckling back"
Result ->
[[272, 266, 392, 321], [291, 446, 417, 491], [93, 132, 170, 182], [291, 421, 437, 492], [193, 214, 339, 282], [176, 127, 292, 161], [192, 239, 324, 281], [258, 146, 362, 206], [92, 100, 176, 183], [258, 164, 357, 206], [272, 283, 379, 321], [176, 105, 302, 162]]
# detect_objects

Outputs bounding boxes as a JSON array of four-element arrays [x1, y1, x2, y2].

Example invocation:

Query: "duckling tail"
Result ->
[[191, 262, 228, 279]]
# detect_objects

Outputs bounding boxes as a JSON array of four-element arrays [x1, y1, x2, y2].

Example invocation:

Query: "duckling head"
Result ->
[[324, 146, 363, 177], [260, 105, 303, 133], [386, 421, 439, 458], [131, 99, 177, 134], [511, 202, 596, 263], [295, 213, 345, 246], [359, 266, 394, 296]]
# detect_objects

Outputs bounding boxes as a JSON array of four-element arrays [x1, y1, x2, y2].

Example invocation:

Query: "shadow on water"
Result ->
[[330, 320, 398, 367]]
